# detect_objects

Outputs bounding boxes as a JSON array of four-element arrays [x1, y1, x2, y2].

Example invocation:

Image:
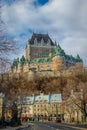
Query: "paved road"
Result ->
[[1, 122, 86, 130], [16, 122, 87, 130], [34, 122, 87, 130]]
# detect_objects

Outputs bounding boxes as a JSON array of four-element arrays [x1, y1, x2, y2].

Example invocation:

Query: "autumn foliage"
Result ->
[[0, 72, 87, 101]]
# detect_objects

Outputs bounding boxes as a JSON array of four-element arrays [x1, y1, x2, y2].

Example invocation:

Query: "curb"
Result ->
[[63, 125, 87, 130], [0, 124, 29, 130], [62, 123, 87, 130], [45, 122, 87, 130]]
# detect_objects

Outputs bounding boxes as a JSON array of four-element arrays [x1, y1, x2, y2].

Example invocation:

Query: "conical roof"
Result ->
[[76, 54, 83, 62]]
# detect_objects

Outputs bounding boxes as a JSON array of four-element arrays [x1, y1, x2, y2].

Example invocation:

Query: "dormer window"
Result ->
[[41, 38, 44, 46], [47, 39, 51, 45], [34, 38, 37, 45]]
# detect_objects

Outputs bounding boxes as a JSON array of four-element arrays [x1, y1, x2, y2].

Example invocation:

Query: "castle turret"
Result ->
[[23, 62, 29, 72], [55, 44, 65, 56], [17, 63, 23, 73], [75, 54, 83, 68], [25, 43, 31, 61], [52, 55, 65, 71], [52, 44, 65, 71]]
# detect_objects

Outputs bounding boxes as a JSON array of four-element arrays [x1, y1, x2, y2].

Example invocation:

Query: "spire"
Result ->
[[55, 40, 57, 46], [76, 54, 80, 59], [76, 54, 83, 62]]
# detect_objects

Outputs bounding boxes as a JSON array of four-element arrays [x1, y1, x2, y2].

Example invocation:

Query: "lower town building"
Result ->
[[64, 90, 84, 123], [33, 93, 50, 118], [3, 102, 12, 119], [49, 94, 63, 119], [17, 93, 62, 121], [17, 96, 34, 121]]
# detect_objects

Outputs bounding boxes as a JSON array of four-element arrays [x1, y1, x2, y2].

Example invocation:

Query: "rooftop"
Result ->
[[50, 94, 62, 103], [28, 33, 55, 46]]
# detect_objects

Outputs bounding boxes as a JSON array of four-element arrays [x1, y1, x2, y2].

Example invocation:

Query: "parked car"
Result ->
[[56, 118, 61, 123], [5, 118, 11, 126]]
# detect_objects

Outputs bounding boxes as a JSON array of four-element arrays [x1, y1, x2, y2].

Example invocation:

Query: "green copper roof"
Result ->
[[20, 55, 27, 65], [11, 44, 83, 69], [12, 56, 27, 68], [12, 58, 19, 67], [55, 44, 65, 56], [30, 57, 52, 64], [76, 54, 83, 62]]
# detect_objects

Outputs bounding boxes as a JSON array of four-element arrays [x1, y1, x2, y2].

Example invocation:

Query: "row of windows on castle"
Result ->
[[30, 38, 52, 46]]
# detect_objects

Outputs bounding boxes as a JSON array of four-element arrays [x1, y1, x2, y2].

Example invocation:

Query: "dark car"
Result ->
[[4, 118, 11, 126], [56, 118, 61, 123]]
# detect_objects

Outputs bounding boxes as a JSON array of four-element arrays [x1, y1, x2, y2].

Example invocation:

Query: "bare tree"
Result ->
[[0, 2, 17, 73]]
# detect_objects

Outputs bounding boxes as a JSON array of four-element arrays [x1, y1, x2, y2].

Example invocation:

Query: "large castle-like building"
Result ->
[[25, 33, 56, 60], [11, 33, 83, 73], [0, 33, 84, 81]]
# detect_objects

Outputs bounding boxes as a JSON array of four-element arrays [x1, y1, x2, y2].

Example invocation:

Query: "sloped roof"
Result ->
[[28, 33, 55, 46], [50, 94, 62, 103], [35, 95, 50, 103], [22, 96, 34, 105], [55, 44, 65, 56]]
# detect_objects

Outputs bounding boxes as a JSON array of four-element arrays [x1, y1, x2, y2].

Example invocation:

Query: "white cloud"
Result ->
[[1, 0, 87, 66]]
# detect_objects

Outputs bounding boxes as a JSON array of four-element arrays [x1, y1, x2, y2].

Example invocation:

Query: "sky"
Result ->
[[1, 0, 87, 67]]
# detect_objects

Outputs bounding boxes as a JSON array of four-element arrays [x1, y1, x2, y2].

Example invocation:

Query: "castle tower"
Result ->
[[23, 62, 29, 72], [25, 33, 56, 61], [17, 63, 23, 73], [52, 44, 65, 71], [25, 43, 31, 61], [52, 55, 65, 71], [75, 54, 83, 68]]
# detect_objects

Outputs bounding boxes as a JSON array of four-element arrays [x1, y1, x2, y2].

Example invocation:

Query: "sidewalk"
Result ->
[[0, 122, 30, 130], [46, 121, 87, 130], [63, 122, 87, 129]]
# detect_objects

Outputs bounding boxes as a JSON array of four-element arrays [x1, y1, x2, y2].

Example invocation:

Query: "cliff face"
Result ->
[[0, 67, 86, 82], [0, 66, 87, 103]]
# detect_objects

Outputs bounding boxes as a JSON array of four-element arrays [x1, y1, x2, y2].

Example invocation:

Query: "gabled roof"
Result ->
[[28, 33, 55, 46]]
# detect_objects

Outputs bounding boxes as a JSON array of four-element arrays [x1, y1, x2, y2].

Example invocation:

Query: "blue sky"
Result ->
[[1, 0, 87, 67]]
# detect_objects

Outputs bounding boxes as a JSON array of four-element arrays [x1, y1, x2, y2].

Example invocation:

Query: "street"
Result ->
[[15, 122, 87, 130]]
